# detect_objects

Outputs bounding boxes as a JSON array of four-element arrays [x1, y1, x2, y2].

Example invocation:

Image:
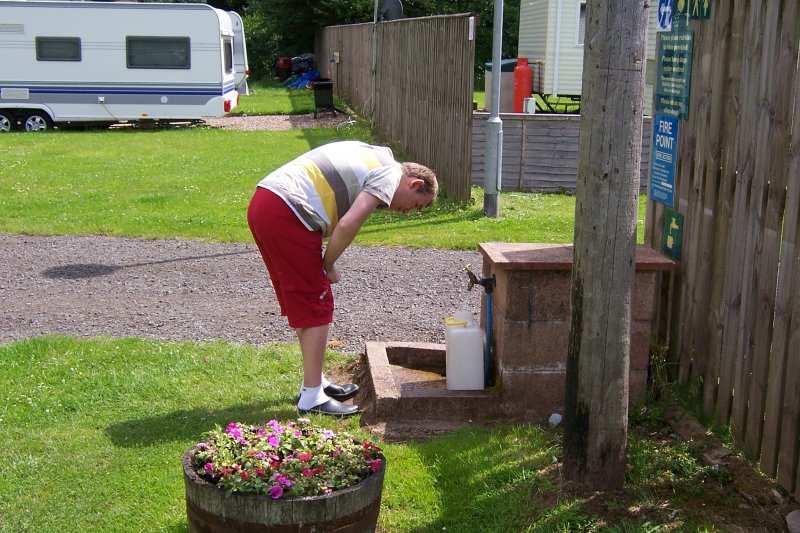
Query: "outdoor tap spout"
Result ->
[[465, 267, 495, 294]]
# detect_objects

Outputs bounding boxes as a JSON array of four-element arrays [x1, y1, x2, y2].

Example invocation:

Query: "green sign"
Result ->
[[655, 29, 694, 118], [662, 208, 684, 261], [689, 0, 711, 19]]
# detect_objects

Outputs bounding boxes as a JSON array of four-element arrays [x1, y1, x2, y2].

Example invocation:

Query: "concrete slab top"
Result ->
[[478, 243, 677, 271]]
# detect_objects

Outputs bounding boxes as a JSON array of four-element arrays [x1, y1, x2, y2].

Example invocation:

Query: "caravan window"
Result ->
[[36, 37, 81, 61], [578, 1, 587, 46], [223, 37, 233, 74], [126, 37, 190, 69]]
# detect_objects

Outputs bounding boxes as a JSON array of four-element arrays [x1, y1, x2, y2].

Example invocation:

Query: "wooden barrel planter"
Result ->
[[182, 450, 386, 533]]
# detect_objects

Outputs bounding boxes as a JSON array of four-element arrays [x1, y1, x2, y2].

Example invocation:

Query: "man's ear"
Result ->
[[409, 177, 424, 191]]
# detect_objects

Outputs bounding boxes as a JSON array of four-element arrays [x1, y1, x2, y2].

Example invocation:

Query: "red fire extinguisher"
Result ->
[[513, 57, 533, 113]]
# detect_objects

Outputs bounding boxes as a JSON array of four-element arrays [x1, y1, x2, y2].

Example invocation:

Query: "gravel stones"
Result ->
[[0, 234, 481, 354], [204, 114, 348, 131]]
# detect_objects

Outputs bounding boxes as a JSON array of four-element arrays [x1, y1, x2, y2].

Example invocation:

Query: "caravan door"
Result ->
[[227, 11, 249, 95]]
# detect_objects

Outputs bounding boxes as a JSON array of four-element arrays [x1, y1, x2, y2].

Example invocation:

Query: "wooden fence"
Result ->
[[316, 14, 475, 201], [645, 0, 800, 498], [471, 113, 652, 192]]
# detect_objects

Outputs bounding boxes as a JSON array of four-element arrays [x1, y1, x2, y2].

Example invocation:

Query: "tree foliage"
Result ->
[[240, 0, 519, 80]]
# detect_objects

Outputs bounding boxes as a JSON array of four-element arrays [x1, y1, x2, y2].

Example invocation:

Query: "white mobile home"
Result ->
[[0, 0, 248, 132], [518, 0, 659, 113]]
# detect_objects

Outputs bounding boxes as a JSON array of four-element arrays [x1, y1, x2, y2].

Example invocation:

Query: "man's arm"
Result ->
[[323, 191, 382, 277]]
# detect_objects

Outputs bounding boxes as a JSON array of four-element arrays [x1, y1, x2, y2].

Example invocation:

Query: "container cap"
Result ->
[[444, 317, 468, 327]]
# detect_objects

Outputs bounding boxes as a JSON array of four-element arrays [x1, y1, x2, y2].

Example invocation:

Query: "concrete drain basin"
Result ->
[[362, 341, 501, 423]]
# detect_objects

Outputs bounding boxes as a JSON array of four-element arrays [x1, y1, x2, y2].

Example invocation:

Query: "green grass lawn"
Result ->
[[231, 81, 315, 116], [0, 337, 727, 532], [0, 128, 646, 248]]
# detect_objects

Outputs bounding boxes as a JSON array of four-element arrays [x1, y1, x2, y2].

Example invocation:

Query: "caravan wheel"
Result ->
[[0, 112, 13, 132], [23, 112, 53, 132]]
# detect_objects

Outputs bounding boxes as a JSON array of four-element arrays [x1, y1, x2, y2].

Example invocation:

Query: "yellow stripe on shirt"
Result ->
[[359, 150, 382, 170], [300, 159, 338, 228]]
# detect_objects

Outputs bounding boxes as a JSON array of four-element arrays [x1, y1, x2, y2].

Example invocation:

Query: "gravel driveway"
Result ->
[[0, 234, 482, 353]]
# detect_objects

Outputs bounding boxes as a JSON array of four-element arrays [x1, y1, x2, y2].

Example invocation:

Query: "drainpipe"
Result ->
[[553, 0, 563, 96], [466, 268, 496, 388]]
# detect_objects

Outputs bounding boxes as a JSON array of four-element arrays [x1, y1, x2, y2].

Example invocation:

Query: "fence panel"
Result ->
[[316, 15, 475, 201], [471, 113, 651, 192], [647, 0, 800, 497]]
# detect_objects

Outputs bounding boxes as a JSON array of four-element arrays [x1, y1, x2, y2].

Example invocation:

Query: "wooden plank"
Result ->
[[679, 10, 716, 384], [703, 0, 743, 416], [733, 0, 782, 455], [716, 0, 762, 426], [675, 16, 705, 383]]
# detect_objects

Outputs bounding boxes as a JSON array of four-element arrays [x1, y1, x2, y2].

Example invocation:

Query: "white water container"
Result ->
[[444, 314, 485, 390]]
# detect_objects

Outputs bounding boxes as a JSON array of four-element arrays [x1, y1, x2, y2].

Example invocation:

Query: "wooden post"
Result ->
[[563, 0, 649, 489]]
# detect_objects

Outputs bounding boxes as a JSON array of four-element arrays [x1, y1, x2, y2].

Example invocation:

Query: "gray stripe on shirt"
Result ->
[[307, 152, 351, 220]]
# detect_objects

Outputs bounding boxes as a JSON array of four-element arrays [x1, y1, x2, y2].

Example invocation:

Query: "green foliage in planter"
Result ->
[[191, 419, 383, 498]]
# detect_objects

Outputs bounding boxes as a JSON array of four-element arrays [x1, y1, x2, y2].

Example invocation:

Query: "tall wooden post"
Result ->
[[563, 0, 649, 489]]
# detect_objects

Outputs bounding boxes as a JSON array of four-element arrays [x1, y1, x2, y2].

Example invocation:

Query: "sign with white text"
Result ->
[[650, 114, 679, 207]]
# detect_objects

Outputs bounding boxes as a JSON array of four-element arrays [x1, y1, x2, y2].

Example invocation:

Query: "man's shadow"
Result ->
[[42, 250, 256, 280]]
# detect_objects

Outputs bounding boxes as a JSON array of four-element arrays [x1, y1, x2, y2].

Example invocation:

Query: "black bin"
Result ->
[[311, 78, 334, 118]]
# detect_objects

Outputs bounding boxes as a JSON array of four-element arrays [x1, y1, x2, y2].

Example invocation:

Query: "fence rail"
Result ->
[[646, 0, 800, 499], [316, 14, 475, 201]]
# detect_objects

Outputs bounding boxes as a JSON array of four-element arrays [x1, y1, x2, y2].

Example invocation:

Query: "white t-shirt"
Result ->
[[257, 141, 402, 236]]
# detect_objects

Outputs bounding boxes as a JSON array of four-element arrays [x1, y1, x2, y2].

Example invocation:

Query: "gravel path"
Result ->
[[204, 114, 351, 131], [0, 234, 482, 353]]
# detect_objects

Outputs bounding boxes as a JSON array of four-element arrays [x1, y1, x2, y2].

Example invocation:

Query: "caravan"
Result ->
[[0, 0, 249, 131]]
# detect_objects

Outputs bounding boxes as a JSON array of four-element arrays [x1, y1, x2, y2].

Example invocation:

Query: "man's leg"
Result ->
[[297, 324, 328, 387], [295, 324, 358, 416]]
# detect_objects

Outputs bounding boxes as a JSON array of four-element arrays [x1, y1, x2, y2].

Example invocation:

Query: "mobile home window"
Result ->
[[126, 37, 190, 69], [36, 37, 81, 61], [223, 37, 233, 74], [578, 1, 587, 45]]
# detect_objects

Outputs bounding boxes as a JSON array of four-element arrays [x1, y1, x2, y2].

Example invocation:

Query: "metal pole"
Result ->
[[370, 0, 379, 117], [484, 0, 503, 218]]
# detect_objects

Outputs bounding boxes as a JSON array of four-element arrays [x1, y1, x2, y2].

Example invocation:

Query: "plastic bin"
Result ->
[[483, 59, 516, 113], [311, 78, 334, 118]]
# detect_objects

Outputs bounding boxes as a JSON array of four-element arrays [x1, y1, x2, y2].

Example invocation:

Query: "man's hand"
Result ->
[[325, 265, 341, 284]]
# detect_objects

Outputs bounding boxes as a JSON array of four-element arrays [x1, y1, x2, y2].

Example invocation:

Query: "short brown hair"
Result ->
[[401, 162, 438, 200]]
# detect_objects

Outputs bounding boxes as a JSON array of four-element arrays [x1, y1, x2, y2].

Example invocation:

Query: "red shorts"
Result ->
[[247, 187, 333, 329]]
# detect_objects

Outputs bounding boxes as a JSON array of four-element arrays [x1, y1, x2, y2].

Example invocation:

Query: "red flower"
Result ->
[[240, 471, 250, 481], [255, 467, 266, 478], [370, 459, 383, 473], [297, 452, 313, 463], [302, 468, 314, 477]]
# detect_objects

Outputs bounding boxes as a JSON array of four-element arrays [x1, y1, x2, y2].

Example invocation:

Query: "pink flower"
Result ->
[[255, 467, 266, 478], [225, 422, 247, 445], [255, 451, 268, 460], [268, 484, 284, 499], [322, 429, 334, 440], [302, 468, 314, 478], [240, 471, 250, 481], [221, 467, 233, 477], [370, 459, 383, 473], [297, 452, 313, 462], [276, 474, 294, 488], [203, 463, 215, 475], [267, 420, 284, 434], [268, 435, 280, 448]]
